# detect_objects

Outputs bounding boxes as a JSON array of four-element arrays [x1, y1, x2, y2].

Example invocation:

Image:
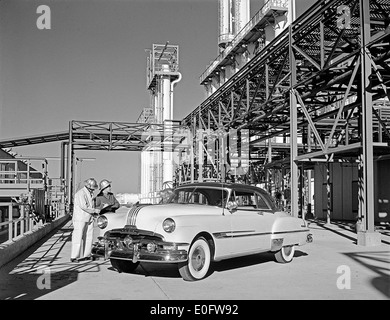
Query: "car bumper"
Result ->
[[92, 237, 189, 263]]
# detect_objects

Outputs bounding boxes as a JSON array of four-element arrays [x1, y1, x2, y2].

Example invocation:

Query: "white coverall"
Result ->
[[71, 186, 96, 260]]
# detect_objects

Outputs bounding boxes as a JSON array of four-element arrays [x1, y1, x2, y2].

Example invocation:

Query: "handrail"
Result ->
[[0, 202, 32, 243], [0, 158, 47, 190], [0, 200, 66, 244]]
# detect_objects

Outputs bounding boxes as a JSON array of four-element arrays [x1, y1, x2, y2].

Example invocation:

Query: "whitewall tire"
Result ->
[[178, 237, 211, 281], [274, 245, 295, 263]]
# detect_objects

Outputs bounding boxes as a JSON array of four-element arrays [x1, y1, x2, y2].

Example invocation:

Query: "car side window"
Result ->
[[234, 191, 257, 210], [188, 191, 209, 205], [176, 190, 192, 204], [255, 193, 271, 210]]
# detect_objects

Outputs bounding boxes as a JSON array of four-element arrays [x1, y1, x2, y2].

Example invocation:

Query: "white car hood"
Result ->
[[127, 203, 221, 232]]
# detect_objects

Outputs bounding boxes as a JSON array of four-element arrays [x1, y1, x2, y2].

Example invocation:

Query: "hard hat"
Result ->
[[84, 178, 98, 190], [99, 179, 112, 191]]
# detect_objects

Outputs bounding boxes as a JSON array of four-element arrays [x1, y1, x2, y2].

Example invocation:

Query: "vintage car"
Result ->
[[92, 182, 313, 281]]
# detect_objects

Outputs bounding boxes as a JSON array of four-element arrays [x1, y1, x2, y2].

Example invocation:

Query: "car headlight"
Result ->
[[123, 235, 133, 248], [162, 218, 176, 233], [97, 215, 108, 229]]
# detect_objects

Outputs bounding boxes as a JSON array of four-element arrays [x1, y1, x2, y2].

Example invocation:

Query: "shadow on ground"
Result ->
[[342, 251, 390, 299], [0, 222, 104, 300], [106, 249, 308, 280]]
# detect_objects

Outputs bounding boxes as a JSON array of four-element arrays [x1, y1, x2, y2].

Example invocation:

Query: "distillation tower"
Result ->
[[204, 0, 293, 96], [139, 43, 181, 203]]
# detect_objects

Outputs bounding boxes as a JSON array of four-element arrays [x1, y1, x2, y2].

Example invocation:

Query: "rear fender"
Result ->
[[271, 217, 309, 249]]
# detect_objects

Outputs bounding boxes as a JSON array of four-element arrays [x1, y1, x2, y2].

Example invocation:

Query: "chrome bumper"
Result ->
[[92, 237, 189, 263]]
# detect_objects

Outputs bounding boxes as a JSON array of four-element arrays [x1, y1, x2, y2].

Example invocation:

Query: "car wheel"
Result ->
[[178, 237, 211, 281], [110, 259, 140, 273], [274, 245, 295, 263]]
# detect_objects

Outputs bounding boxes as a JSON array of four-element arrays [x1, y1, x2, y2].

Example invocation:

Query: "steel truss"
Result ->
[[65, 120, 182, 204], [180, 0, 390, 240]]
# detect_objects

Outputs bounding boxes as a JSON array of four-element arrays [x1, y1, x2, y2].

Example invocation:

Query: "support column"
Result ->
[[197, 129, 204, 182], [326, 162, 331, 225], [60, 141, 67, 206], [289, 26, 299, 217], [357, 0, 381, 246]]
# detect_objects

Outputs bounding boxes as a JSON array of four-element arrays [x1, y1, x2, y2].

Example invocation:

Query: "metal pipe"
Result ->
[[170, 72, 182, 120]]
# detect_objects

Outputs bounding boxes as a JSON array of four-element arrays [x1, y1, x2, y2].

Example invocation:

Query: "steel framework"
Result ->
[[180, 0, 390, 243]]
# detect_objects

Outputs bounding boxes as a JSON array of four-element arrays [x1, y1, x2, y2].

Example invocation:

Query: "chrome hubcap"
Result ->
[[191, 246, 205, 271], [284, 246, 292, 256]]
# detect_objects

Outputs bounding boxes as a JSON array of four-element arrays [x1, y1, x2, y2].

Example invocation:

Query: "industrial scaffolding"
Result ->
[[178, 0, 390, 245]]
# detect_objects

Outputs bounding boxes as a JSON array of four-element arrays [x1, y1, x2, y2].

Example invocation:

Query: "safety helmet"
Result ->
[[99, 179, 112, 191], [84, 178, 98, 190]]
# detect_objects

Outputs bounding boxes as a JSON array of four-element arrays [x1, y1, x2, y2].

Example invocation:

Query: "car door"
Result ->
[[229, 189, 276, 256]]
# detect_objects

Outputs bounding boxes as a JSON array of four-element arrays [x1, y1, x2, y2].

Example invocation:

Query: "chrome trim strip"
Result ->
[[109, 256, 188, 263], [213, 229, 310, 239], [127, 204, 151, 226], [272, 229, 310, 235]]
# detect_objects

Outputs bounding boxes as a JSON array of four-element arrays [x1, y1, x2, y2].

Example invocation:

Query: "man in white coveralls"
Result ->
[[70, 178, 100, 262]]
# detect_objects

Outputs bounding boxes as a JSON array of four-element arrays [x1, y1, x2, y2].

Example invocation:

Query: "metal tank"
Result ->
[[218, 0, 234, 49], [233, 0, 250, 35]]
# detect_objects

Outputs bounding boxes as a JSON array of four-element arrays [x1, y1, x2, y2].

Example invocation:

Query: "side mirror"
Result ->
[[226, 201, 238, 212]]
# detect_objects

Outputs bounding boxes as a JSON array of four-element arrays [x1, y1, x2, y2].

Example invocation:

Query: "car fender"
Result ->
[[93, 206, 130, 240], [155, 215, 215, 243], [271, 216, 309, 250], [153, 215, 227, 258]]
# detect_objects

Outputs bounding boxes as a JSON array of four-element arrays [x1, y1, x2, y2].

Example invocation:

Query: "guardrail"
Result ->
[[0, 202, 35, 243], [0, 199, 66, 244]]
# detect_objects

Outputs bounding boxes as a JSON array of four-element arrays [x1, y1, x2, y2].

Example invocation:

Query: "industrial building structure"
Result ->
[[0, 0, 389, 248], [138, 43, 182, 204], [179, 0, 390, 247]]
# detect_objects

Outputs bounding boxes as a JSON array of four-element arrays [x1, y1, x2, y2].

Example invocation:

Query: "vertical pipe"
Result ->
[[67, 121, 74, 211], [300, 165, 304, 219], [20, 205, 24, 236], [60, 142, 66, 190], [307, 125, 312, 218], [287, 0, 296, 26], [8, 204, 12, 241], [220, 131, 226, 182], [289, 26, 299, 217], [198, 130, 204, 182], [320, 21, 325, 68]]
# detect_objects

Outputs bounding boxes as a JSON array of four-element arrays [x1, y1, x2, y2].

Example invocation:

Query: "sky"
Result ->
[[0, 0, 314, 194]]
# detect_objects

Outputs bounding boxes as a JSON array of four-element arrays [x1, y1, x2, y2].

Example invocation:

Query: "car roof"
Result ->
[[176, 182, 269, 195]]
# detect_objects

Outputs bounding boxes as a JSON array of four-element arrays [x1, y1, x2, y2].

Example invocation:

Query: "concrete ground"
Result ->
[[0, 218, 389, 301]]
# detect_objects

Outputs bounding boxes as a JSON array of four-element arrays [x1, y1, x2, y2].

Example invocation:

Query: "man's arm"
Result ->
[[75, 191, 99, 215]]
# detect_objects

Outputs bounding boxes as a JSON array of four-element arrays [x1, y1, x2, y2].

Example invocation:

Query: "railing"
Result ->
[[199, 0, 289, 84], [0, 202, 36, 243], [47, 177, 66, 200], [0, 199, 66, 244], [0, 158, 47, 192], [49, 199, 66, 220]]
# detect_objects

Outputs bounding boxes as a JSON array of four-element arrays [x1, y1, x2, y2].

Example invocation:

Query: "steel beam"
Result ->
[[357, 0, 382, 246]]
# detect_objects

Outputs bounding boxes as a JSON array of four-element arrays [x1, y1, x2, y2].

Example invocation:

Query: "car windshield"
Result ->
[[167, 187, 229, 207]]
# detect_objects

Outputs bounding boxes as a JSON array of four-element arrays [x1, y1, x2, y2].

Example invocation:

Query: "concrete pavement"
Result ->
[[0, 217, 389, 300]]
